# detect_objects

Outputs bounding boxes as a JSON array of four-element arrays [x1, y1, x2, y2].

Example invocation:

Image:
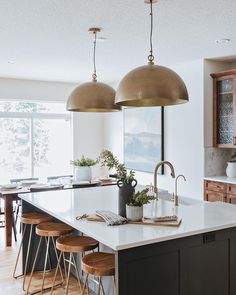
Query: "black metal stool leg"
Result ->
[[12, 213, 17, 242]]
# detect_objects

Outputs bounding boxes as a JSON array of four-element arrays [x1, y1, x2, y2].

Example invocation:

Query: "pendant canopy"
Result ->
[[115, 0, 189, 107], [67, 27, 121, 112]]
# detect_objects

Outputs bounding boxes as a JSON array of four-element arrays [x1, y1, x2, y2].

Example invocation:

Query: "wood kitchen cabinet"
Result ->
[[204, 180, 236, 203], [211, 69, 236, 148]]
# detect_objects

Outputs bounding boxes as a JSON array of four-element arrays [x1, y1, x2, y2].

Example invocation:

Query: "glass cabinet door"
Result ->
[[216, 78, 234, 145]]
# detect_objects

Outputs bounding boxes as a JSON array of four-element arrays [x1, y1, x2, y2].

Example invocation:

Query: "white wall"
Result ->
[[73, 112, 104, 178], [0, 77, 75, 102], [104, 60, 205, 200], [0, 77, 104, 177]]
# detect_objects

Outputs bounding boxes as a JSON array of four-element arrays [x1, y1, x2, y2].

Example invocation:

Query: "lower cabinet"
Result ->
[[117, 228, 236, 295], [205, 180, 236, 203], [205, 190, 226, 202], [227, 194, 236, 204]]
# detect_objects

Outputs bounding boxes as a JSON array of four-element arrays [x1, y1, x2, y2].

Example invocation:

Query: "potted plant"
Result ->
[[226, 151, 236, 178], [126, 188, 156, 221], [98, 150, 137, 217], [71, 156, 98, 182]]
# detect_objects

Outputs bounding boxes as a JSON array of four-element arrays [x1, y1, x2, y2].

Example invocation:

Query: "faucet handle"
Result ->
[[175, 174, 186, 184], [174, 174, 186, 206]]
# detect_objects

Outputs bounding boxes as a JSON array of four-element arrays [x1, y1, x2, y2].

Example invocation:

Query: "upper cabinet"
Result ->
[[211, 69, 236, 148]]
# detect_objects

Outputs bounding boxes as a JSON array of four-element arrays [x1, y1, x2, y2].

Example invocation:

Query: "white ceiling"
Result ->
[[0, 0, 236, 84]]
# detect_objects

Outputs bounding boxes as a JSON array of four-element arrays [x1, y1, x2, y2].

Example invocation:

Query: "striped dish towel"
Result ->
[[96, 210, 127, 226]]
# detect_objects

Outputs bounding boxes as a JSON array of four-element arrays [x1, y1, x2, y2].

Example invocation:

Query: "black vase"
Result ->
[[117, 179, 137, 217]]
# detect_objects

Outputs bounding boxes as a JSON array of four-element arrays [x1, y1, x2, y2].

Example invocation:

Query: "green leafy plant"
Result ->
[[98, 149, 135, 184], [230, 152, 236, 163], [70, 155, 98, 167], [127, 188, 156, 207]]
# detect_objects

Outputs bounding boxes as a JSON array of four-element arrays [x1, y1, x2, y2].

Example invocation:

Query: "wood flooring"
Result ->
[[0, 229, 90, 294]]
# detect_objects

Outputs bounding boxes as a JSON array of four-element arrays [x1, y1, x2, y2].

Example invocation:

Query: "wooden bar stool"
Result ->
[[50, 235, 99, 295], [26, 222, 73, 295], [81, 252, 115, 295], [13, 212, 53, 290]]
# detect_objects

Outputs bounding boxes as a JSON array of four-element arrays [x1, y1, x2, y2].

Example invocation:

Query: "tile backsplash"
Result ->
[[204, 147, 234, 176]]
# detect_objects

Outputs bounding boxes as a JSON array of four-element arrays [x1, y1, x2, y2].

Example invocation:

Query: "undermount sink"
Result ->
[[136, 184, 201, 206], [158, 191, 201, 206]]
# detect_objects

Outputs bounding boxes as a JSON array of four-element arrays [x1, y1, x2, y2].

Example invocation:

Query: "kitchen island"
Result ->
[[20, 185, 236, 295]]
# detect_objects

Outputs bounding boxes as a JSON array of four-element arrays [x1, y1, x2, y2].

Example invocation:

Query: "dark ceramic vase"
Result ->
[[117, 179, 137, 217]]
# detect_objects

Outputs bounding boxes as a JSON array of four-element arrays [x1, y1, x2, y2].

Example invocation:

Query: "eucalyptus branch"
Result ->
[[98, 150, 135, 184]]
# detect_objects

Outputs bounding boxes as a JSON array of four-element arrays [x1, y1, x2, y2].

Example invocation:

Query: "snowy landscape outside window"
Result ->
[[0, 101, 72, 183]]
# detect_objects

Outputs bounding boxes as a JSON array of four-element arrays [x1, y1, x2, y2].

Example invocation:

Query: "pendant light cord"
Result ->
[[92, 31, 97, 82], [148, 0, 155, 64]]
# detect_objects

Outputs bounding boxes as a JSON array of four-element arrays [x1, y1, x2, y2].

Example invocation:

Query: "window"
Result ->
[[0, 101, 72, 183]]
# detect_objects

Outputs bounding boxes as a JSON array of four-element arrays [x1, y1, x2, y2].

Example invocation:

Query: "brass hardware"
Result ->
[[88, 27, 101, 33], [115, 0, 189, 107], [13, 224, 27, 284], [174, 174, 186, 206], [153, 161, 175, 194], [67, 27, 121, 112], [26, 236, 64, 295], [115, 64, 189, 107]]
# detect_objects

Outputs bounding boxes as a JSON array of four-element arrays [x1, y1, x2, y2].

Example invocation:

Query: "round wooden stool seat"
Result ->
[[82, 252, 115, 277], [36, 222, 73, 237], [19, 212, 53, 225], [56, 235, 99, 253]]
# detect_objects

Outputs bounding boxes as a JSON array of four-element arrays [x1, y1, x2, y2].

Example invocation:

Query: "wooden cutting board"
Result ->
[[129, 219, 182, 227], [79, 214, 182, 227]]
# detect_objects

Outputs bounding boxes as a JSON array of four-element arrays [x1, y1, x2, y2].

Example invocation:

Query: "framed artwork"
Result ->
[[124, 107, 164, 174]]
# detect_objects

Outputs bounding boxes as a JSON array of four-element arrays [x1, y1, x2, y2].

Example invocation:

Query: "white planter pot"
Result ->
[[126, 205, 143, 221], [226, 162, 236, 178], [74, 166, 92, 181]]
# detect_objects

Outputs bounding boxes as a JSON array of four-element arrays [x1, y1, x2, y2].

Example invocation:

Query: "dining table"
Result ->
[[0, 180, 116, 247]]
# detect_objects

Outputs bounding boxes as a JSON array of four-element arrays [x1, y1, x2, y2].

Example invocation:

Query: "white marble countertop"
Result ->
[[204, 176, 236, 185], [20, 185, 236, 251]]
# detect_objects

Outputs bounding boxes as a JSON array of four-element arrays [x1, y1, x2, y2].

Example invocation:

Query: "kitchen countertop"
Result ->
[[204, 176, 236, 184], [19, 185, 236, 251]]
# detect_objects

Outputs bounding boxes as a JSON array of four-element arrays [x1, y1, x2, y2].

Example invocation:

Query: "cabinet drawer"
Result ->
[[227, 184, 236, 194], [205, 190, 226, 202], [205, 181, 226, 193], [227, 194, 236, 204]]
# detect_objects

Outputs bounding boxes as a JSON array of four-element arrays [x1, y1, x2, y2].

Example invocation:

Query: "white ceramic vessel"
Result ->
[[126, 205, 143, 221], [226, 162, 236, 178], [74, 166, 92, 181]]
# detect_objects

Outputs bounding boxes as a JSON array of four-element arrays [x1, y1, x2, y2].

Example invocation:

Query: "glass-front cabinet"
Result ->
[[211, 70, 236, 147]]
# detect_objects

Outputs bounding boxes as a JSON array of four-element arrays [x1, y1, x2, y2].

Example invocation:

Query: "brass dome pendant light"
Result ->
[[115, 0, 189, 107], [67, 28, 121, 112]]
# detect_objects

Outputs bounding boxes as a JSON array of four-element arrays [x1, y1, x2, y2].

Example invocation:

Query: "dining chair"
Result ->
[[10, 177, 39, 228], [47, 175, 73, 182], [10, 177, 39, 184], [0, 198, 17, 242]]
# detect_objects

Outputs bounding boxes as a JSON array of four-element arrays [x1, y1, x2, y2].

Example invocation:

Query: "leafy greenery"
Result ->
[[70, 155, 98, 167], [127, 188, 156, 207], [230, 152, 236, 163], [98, 149, 135, 184]]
